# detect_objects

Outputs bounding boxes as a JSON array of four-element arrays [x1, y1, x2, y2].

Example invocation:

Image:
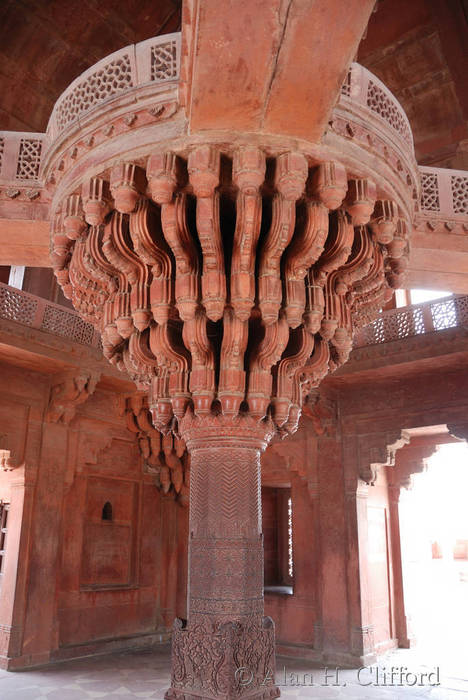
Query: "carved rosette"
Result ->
[[51, 145, 404, 436]]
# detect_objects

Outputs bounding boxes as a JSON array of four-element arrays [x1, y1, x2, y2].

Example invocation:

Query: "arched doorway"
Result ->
[[399, 440, 468, 672]]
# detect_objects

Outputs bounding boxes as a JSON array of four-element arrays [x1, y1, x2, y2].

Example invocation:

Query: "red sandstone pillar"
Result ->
[[0, 469, 32, 664], [344, 480, 376, 664], [167, 414, 279, 700], [388, 484, 414, 648]]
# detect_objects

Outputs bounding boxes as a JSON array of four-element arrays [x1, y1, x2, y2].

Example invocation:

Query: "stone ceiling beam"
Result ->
[[184, 0, 375, 140], [0, 219, 50, 267]]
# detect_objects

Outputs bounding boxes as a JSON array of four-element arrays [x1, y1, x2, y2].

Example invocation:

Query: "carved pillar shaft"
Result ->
[[167, 414, 279, 700], [189, 445, 263, 622], [388, 485, 414, 648]]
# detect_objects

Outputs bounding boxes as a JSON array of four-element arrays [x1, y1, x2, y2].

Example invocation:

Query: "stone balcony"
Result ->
[[1, 280, 466, 386], [0, 31, 466, 289], [0, 281, 132, 390]]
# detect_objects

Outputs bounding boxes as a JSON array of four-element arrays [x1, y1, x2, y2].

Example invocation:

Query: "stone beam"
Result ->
[[0, 219, 50, 267], [184, 0, 375, 140], [407, 230, 468, 293]]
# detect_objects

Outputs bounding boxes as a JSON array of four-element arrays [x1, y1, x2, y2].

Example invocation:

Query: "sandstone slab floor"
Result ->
[[0, 646, 466, 700]]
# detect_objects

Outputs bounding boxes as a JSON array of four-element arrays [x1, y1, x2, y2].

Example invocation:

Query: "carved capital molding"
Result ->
[[46, 370, 100, 424], [179, 409, 275, 453]]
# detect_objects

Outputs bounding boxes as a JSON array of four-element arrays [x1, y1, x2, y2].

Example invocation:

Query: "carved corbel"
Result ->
[[316, 209, 354, 284], [231, 146, 265, 321], [51, 210, 74, 298], [345, 178, 376, 225], [218, 308, 249, 416], [101, 212, 147, 337], [147, 152, 197, 320], [128, 329, 158, 388], [285, 339, 331, 434], [187, 145, 225, 321], [125, 394, 188, 504], [247, 315, 289, 420], [110, 162, 147, 214], [0, 449, 15, 472], [317, 210, 354, 339], [0, 432, 22, 471], [370, 199, 398, 244], [304, 269, 325, 334], [82, 177, 112, 226], [147, 151, 179, 204], [386, 217, 408, 259], [150, 321, 191, 420], [358, 430, 410, 485], [129, 198, 173, 326], [310, 161, 347, 210], [283, 199, 329, 328], [258, 151, 308, 325], [63, 193, 86, 239], [182, 311, 215, 415], [273, 326, 315, 428], [47, 370, 100, 424], [161, 192, 200, 321]]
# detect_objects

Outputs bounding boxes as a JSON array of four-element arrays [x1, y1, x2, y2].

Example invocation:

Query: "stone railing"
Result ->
[[0, 131, 47, 185], [0, 282, 100, 348], [0, 33, 181, 187], [354, 295, 468, 348], [419, 166, 468, 219], [340, 62, 413, 151], [47, 32, 181, 141]]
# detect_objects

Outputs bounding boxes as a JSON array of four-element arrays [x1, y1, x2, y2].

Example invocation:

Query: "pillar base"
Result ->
[[166, 617, 280, 700]]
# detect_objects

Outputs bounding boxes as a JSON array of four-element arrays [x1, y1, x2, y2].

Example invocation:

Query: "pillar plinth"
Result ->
[[166, 413, 279, 700]]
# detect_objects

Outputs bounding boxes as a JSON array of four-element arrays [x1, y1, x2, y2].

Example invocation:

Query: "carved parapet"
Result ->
[[51, 145, 410, 438]]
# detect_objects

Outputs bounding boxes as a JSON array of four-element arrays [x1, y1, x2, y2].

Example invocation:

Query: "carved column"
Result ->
[[51, 141, 409, 697], [388, 484, 414, 648], [168, 414, 279, 700]]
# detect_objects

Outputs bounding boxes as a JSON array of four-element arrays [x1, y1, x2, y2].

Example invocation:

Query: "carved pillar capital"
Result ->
[[179, 410, 275, 452]]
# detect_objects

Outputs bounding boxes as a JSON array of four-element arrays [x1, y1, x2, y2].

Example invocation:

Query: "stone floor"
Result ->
[[0, 645, 466, 700]]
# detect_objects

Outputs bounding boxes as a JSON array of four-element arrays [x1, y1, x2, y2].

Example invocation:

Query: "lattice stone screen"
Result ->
[[151, 39, 178, 81], [0, 283, 99, 348], [451, 175, 468, 215], [431, 298, 458, 331], [16, 138, 43, 180], [41, 305, 96, 345], [0, 285, 37, 324], [354, 295, 468, 348], [366, 79, 412, 147], [420, 171, 440, 212], [55, 54, 134, 132]]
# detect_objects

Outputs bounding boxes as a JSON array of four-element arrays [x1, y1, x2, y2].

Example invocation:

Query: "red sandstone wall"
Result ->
[[0, 362, 183, 669]]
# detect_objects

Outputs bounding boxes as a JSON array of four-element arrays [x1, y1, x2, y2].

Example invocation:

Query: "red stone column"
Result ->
[[166, 413, 279, 700], [0, 468, 32, 664], [388, 484, 414, 648]]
